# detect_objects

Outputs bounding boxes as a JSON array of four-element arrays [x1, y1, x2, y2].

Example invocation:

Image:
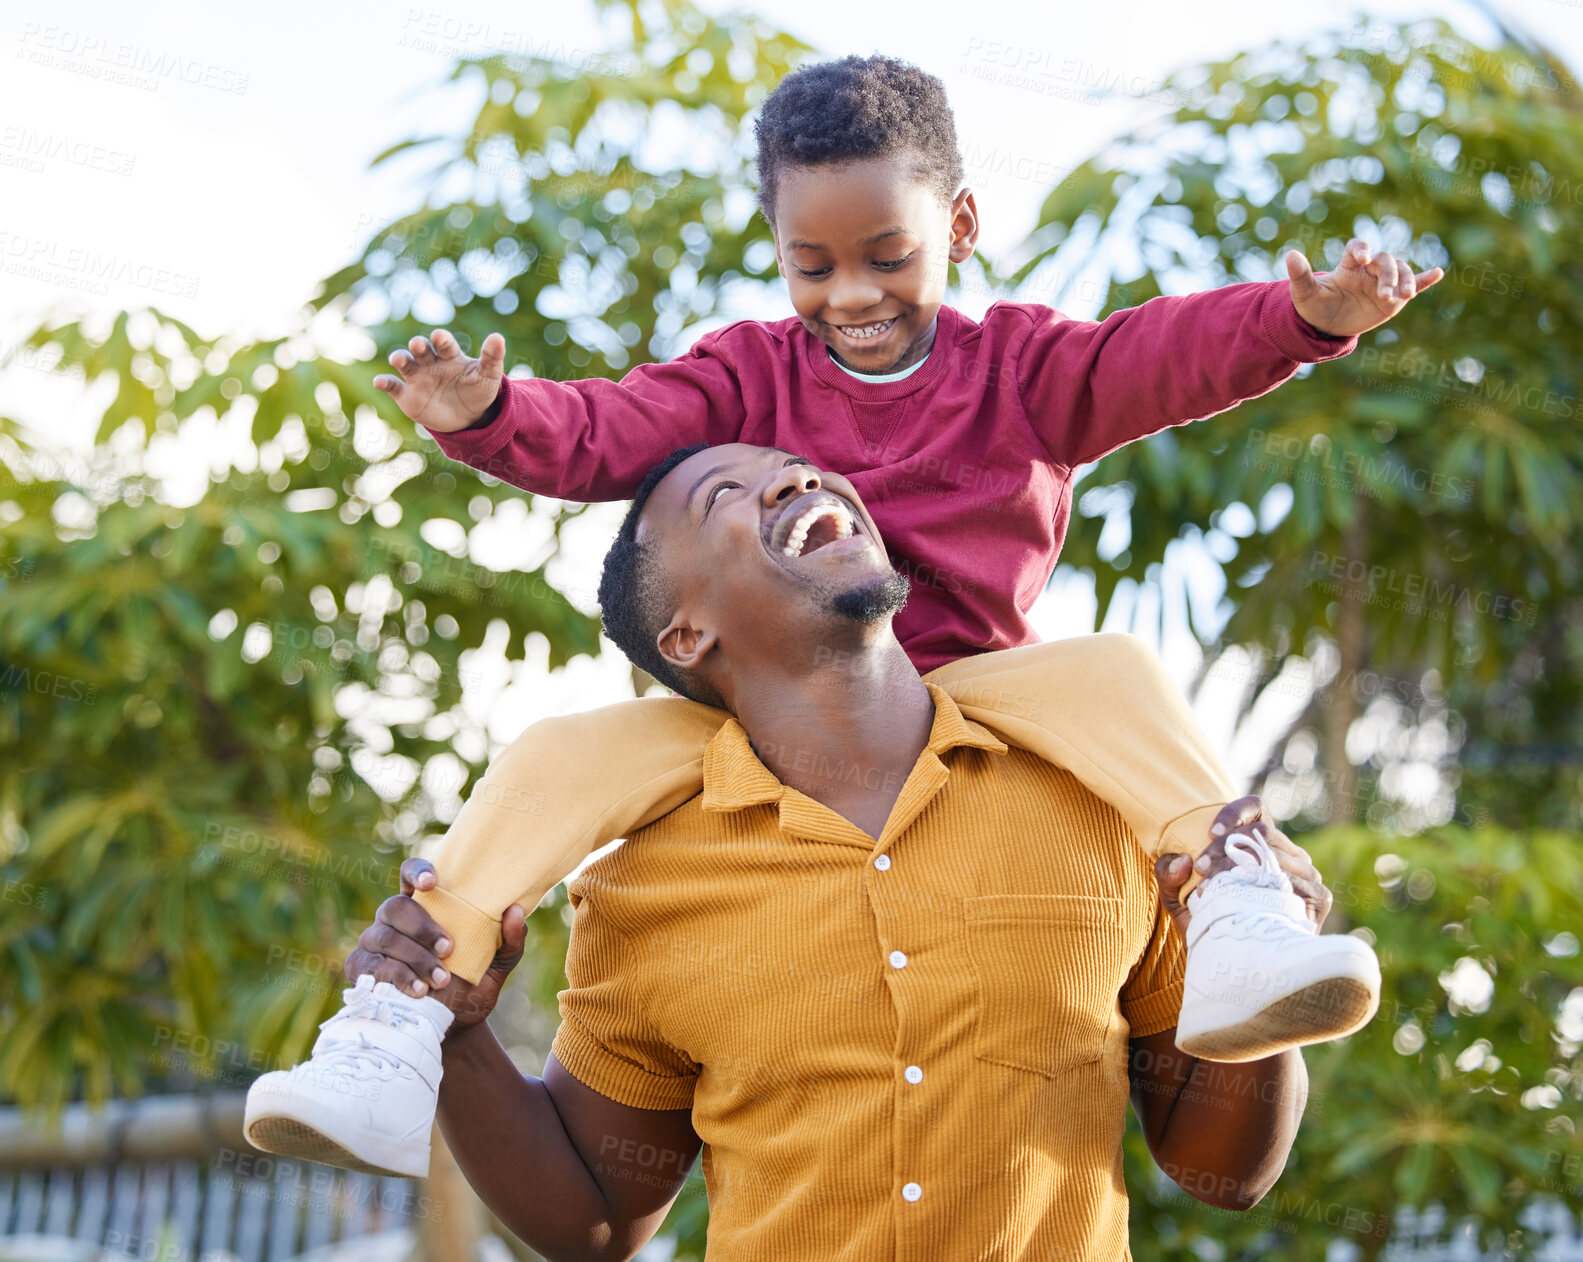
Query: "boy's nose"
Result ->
[[826, 274, 885, 316], [762, 463, 822, 507]]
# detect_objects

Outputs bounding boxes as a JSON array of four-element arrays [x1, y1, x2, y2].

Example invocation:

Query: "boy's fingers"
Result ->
[[1339, 237, 1371, 271], [1371, 251, 1400, 297], [1414, 266, 1444, 292], [430, 329, 462, 358], [407, 335, 434, 362], [478, 331, 507, 377], [373, 375, 403, 398], [1285, 249, 1320, 300], [387, 348, 414, 372]]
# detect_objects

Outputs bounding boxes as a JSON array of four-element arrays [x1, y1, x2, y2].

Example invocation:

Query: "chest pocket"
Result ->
[[965, 894, 1128, 1078]]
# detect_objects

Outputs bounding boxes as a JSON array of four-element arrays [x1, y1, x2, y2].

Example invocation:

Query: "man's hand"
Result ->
[[343, 856, 525, 1027], [1154, 795, 1333, 935], [1287, 238, 1443, 338], [373, 329, 507, 433]]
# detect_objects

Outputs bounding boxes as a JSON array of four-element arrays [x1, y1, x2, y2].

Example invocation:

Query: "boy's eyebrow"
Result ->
[[785, 228, 910, 250]]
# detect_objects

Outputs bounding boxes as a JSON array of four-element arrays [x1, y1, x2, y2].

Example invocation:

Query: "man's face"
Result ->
[[772, 156, 977, 375], [638, 444, 909, 685]]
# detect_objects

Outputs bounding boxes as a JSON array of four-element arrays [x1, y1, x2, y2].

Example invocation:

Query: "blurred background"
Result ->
[[1, 0, 1581, 1258]]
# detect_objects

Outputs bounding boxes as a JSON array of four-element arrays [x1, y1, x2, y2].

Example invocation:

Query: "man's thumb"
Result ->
[[1154, 854, 1191, 918], [487, 904, 528, 981]]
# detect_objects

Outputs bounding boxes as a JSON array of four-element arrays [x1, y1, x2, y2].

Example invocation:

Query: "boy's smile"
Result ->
[[772, 156, 979, 375]]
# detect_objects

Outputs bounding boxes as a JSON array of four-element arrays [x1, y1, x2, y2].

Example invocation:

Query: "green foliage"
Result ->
[[1127, 824, 1583, 1259], [0, 0, 809, 1111], [1023, 20, 1580, 665]]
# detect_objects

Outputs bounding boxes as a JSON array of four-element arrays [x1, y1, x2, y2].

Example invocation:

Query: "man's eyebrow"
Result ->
[[687, 454, 811, 515], [785, 228, 909, 250]]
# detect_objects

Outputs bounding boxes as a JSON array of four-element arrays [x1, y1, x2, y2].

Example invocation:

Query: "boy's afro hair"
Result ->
[[754, 54, 965, 224]]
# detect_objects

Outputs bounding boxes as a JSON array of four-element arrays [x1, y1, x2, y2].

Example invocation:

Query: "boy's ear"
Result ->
[[948, 188, 981, 264], [656, 615, 718, 674]]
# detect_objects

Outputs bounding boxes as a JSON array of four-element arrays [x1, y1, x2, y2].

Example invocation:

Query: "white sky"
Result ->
[[2, 0, 1575, 783]]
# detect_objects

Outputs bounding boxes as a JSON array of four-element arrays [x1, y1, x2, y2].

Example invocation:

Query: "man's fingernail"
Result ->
[[412, 980, 427, 996], [435, 936, 452, 956], [1195, 854, 1212, 871], [1210, 823, 1226, 836], [432, 967, 449, 986]]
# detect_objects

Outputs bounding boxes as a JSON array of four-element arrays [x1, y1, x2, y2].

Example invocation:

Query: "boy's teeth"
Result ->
[[841, 319, 893, 340]]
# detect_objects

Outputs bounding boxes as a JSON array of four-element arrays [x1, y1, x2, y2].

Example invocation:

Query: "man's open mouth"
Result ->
[[769, 494, 859, 559]]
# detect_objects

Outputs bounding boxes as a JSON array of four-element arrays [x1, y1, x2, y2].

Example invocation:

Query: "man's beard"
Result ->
[[830, 570, 911, 623]]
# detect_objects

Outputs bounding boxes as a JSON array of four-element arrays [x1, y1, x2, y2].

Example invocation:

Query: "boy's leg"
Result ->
[[413, 696, 730, 983], [245, 695, 728, 1176], [927, 634, 1233, 883], [927, 635, 1379, 1062]]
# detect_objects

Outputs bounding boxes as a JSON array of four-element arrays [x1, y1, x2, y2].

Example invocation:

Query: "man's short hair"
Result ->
[[754, 54, 965, 225], [597, 443, 714, 702]]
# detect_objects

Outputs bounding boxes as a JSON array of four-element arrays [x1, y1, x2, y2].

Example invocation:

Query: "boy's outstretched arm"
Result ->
[[370, 323, 751, 502], [1286, 238, 1443, 338], [1017, 237, 1443, 469]]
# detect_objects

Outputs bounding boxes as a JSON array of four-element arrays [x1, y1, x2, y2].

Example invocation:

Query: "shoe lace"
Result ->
[[310, 977, 422, 1077], [1195, 832, 1298, 937]]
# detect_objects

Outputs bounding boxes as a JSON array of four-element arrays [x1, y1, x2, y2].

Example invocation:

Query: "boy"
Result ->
[[245, 55, 1438, 1178]]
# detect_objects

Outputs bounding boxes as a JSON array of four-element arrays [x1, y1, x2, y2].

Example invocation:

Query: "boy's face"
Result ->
[[772, 156, 978, 375]]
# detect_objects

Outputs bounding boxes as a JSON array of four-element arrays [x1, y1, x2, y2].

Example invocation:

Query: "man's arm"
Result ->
[[1125, 814, 1333, 1209], [438, 1028, 700, 1262], [1127, 1029, 1306, 1210], [347, 882, 702, 1262]]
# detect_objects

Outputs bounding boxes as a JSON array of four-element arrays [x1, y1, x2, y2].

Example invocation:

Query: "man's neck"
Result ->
[[727, 638, 935, 840]]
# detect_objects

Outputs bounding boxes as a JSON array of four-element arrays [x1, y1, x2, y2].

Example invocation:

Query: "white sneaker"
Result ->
[[244, 974, 452, 1178], [1174, 832, 1380, 1063]]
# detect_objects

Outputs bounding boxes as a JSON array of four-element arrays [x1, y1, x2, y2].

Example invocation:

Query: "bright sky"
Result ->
[[2, 0, 1575, 784]]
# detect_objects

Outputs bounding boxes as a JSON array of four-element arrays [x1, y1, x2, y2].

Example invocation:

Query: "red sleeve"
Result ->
[[1011, 280, 1356, 469], [428, 330, 755, 502]]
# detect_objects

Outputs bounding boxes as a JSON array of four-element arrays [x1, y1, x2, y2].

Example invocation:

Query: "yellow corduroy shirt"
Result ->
[[552, 684, 1187, 1261]]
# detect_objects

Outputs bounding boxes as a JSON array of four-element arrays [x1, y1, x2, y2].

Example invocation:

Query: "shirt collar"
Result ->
[[700, 682, 1008, 816]]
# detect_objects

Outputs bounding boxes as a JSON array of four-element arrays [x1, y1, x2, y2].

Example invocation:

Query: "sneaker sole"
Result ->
[[1176, 974, 1380, 1063], [244, 1113, 430, 1179]]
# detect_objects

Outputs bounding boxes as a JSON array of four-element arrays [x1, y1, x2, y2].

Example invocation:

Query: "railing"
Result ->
[[0, 1095, 424, 1262]]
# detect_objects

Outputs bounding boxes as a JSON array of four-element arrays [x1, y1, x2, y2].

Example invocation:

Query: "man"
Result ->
[[345, 443, 1331, 1260]]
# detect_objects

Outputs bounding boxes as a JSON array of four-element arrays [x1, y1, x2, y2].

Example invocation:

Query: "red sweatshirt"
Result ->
[[433, 283, 1354, 672]]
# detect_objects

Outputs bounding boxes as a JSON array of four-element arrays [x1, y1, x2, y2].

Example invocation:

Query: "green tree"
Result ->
[[1004, 17, 1583, 1257], [0, 0, 809, 1117]]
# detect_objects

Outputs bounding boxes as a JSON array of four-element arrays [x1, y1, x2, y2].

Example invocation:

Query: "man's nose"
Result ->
[[762, 463, 822, 507]]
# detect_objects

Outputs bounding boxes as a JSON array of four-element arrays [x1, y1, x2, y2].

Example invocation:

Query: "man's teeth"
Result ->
[[782, 503, 855, 557], [838, 319, 894, 340]]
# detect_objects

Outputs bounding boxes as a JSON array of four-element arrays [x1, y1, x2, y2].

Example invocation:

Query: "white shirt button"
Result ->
[[873, 854, 891, 871], [904, 1065, 923, 1084], [888, 950, 908, 969], [902, 1182, 922, 1202]]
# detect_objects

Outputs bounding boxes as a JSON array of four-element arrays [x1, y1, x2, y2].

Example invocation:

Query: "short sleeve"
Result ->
[[552, 887, 700, 1110], [1118, 896, 1187, 1039]]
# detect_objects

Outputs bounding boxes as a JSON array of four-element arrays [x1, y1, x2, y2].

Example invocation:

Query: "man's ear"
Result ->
[[948, 188, 980, 265], [656, 616, 718, 674]]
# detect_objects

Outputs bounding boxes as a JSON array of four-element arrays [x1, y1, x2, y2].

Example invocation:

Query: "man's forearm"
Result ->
[[1150, 1046, 1308, 1209], [436, 1022, 615, 1262]]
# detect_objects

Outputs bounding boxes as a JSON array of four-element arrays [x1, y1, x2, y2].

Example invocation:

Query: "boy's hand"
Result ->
[[343, 856, 525, 1028], [373, 329, 507, 433], [1286, 239, 1444, 338], [1154, 795, 1333, 935]]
